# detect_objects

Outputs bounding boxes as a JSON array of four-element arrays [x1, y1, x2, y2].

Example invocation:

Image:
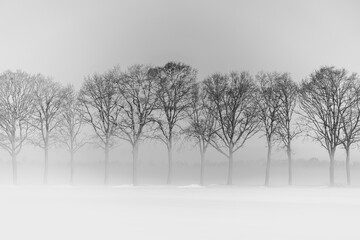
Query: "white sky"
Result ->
[[0, 0, 360, 169], [1, 0, 360, 87]]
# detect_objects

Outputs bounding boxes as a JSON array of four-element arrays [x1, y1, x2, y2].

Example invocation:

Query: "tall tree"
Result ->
[[204, 72, 259, 185], [299, 66, 358, 186], [59, 85, 88, 185], [256, 72, 282, 186], [78, 68, 123, 185], [275, 73, 299, 185], [32, 76, 66, 184], [115, 64, 158, 185], [0, 70, 36, 184], [340, 76, 360, 185], [184, 82, 217, 185], [151, 62, 197, 184]]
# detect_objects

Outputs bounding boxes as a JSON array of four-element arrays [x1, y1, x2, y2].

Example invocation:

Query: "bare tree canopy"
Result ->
[[78, 67, 123, 184], [31, 76, 66, 184], [59, 85, 88, 185], [151, 61, 197, 184], [115, 64, 158, 185], [299, 66, 359, 186], [0, 70, 36, 184], [184, 82, 217, 185], [204, 71, 259, 185]]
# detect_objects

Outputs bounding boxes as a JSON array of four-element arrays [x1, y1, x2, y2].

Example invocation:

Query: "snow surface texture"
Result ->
[[1, 186, 359, 240]]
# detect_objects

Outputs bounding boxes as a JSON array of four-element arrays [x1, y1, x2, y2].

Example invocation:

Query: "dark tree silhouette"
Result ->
[[184, 82, 217, 185], [59, 85, 88, 185], [115, 64, 158, 185], [275, 73, 299, 185], [299, 66, 358, 186], [32, 76, 66, 184], [204, 72, 259, 185], [0, 70, 36, 184], [78, 68, 123, 185], [256, 72, 287, 186], [340, 75, 360, 185], [151, 62, 197, 184]]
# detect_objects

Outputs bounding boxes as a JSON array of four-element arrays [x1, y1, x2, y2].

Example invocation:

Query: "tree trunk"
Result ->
[[132, 142, 139, 186], [104, 144, 109, 185], [265, 141, 272, 186], [70, 150, 74, 185], [199, 146, 206, 186], [287, 145, 292, 185], [329, 148, 335, 186], [12, 152, 17, 185], [44, 146, 49, 184], [345, 147, 351, 186], [166, 140, 173, 185], [227, 144, 233, 185]]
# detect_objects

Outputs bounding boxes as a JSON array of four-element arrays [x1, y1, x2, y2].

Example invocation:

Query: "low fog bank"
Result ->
[[0, 135, 359, 186], [0, 159, 359, 186]]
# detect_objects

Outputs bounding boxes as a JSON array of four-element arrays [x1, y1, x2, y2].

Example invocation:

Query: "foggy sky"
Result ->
[[1, 0, 360, 167]]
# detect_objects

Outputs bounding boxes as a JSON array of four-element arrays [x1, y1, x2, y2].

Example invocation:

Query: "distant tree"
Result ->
[[340, 76, 360, 185], [256, 72, 282, 186], [184, 82, 217, 186], [115, 65, 158, 185], [59, 85, 88, 185], [151, 62, 197, 184], [275, 73, 299, 185], [78, 68, 123, 184], [32, 76, 66, 184], [204, 72, 259, 185], [0, 70, 36, 184], [299, 66, 358, 186]]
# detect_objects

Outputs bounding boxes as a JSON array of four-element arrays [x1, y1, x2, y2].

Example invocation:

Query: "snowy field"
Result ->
[[1, 186, 360, 240]]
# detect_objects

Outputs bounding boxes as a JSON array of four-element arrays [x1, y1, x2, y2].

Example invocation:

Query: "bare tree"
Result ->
[[78, 68, 123, 185], [275, 73, 299, 185], [151, 62, 197, 184], [299, 66, 358, 186], [32, 76, 66, 184], [59, 85, 88, 185], [340, 76, 360, 185], [115, 64, 158, 185], [184, 82, 217, 186], [0, 70, 36, 184], [204, 72, 259, 185], [256, 72, 283, 186]]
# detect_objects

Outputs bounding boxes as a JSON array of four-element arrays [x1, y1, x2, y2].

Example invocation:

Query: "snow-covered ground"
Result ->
[[1, 186, 360, 240]]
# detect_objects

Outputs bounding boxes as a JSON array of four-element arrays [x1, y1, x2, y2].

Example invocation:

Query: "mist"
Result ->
[[1, 1, 360, 240]]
